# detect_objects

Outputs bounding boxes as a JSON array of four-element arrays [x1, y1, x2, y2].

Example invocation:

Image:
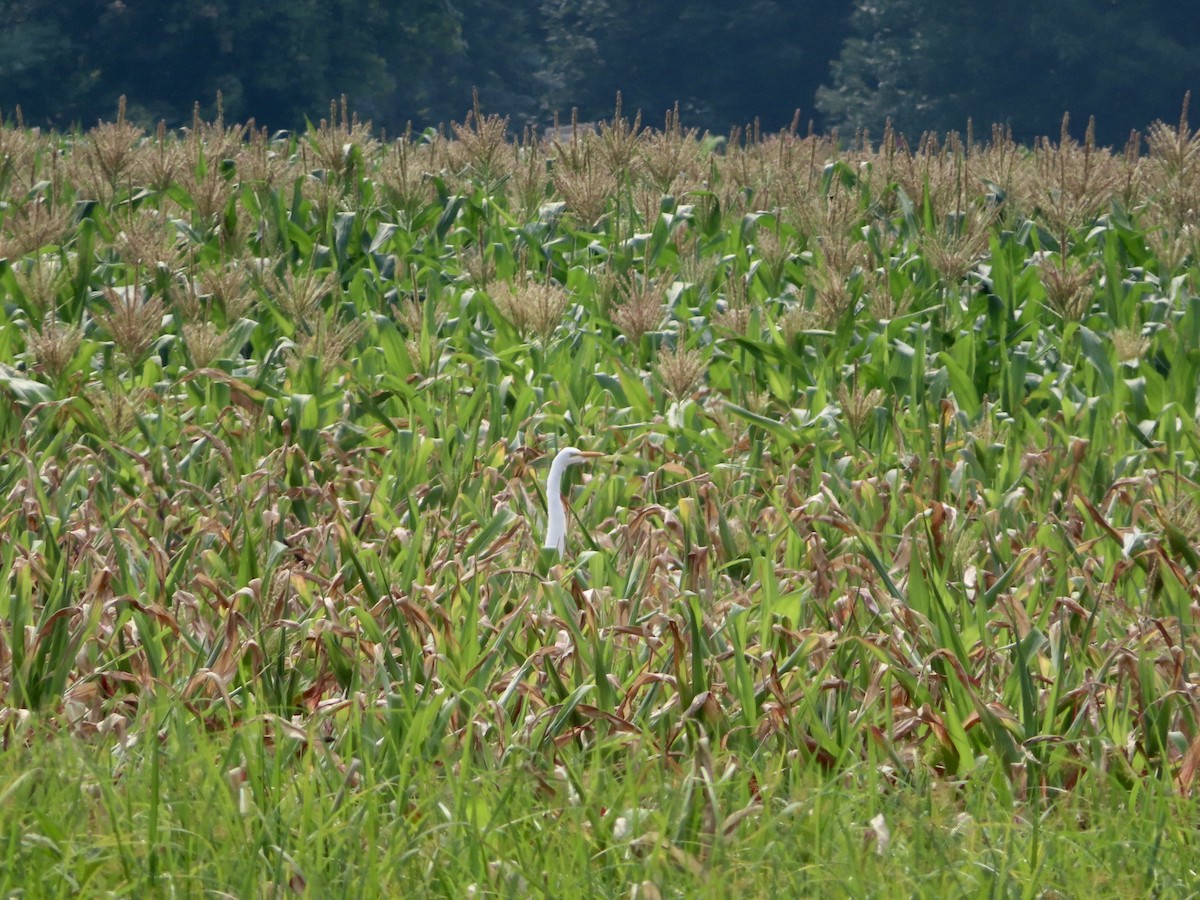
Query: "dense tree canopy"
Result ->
[[818, 0, 1200, 145], [538, 0, 844, 132], [1, 0, 1196, 143], [2, 0, 460, 129]]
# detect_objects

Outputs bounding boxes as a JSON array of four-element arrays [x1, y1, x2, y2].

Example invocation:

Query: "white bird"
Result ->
[[543, 446, 602, 555]]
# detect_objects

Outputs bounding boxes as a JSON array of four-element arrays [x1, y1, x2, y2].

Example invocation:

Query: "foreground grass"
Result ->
[[3, 710, 1197, 896], [4, 98, 1200, 893]]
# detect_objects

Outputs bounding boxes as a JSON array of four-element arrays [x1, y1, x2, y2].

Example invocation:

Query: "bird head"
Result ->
[[557, 447, 603, 467]]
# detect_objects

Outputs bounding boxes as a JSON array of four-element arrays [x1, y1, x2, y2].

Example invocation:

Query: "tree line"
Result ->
[[2, 0, 1196, 145]]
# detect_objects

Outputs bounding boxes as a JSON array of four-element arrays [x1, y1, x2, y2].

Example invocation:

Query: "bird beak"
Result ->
[[577, 451, 604, 460]]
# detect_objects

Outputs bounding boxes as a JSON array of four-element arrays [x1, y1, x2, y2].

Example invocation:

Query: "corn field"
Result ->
[[3, 98, 1200, 893]]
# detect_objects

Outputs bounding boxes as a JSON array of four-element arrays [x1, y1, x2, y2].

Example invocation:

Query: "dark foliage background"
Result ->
[[2, 0, 1196, 143]]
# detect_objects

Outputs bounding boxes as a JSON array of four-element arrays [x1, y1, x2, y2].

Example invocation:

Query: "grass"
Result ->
[[3, 715, 1198, 896], [3, 97, 1200, 894]]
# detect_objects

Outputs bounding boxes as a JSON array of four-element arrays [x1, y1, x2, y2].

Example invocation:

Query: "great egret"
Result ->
[[543, 446, 602, 555]]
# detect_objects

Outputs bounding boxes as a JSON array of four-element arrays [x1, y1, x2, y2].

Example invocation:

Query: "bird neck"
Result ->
[[543, 456, 570, 553], [544, 497, 567, 554]]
